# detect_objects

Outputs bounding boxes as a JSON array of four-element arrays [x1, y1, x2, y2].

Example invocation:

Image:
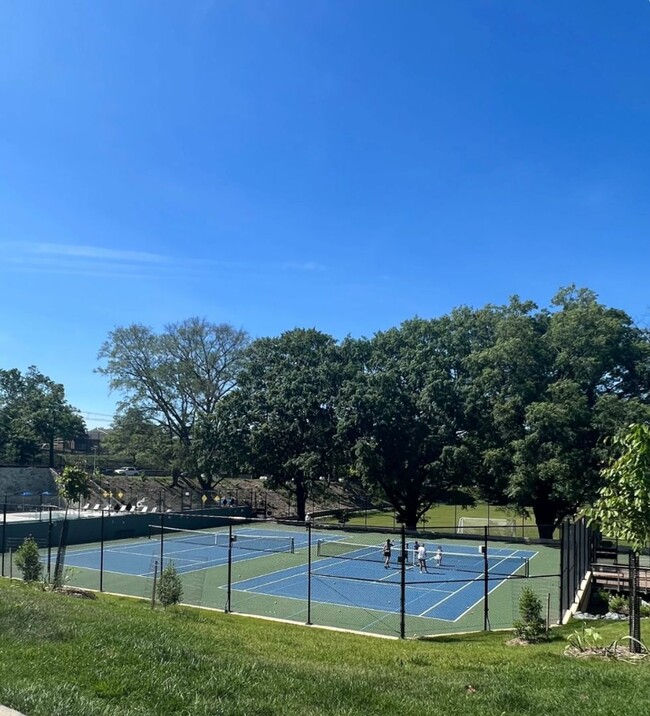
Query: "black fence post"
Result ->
[[400, 525, 406, 639], [560, 521, 567, 620], [226, 523, 233, 613], [1, 497, 6, 577], [483, 527, 489, 631], [99, 509, 105, 592], [159, 512, 165, 576], [307, 521, 312, 625], [629, 551, 641, 653], [47, 506, 53, 583]]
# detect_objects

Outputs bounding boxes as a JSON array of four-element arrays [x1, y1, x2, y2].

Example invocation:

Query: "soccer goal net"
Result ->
[[457, 517, 517, 537]]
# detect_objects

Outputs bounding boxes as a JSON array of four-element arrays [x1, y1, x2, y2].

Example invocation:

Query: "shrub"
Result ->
[[513, 587, 546, 642], [14, 536, 43, 583], [157, 562, 183, 607], [608, 594, 629, 615]]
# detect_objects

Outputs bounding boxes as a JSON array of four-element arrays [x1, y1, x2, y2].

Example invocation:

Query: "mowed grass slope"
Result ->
[[1, 580, 649, 716]]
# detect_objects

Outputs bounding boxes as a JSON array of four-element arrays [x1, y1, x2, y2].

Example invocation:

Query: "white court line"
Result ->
[[419, 549, 530, 620]]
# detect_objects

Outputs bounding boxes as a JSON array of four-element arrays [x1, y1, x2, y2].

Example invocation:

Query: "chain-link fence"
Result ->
[[3, 509, 592, 638]]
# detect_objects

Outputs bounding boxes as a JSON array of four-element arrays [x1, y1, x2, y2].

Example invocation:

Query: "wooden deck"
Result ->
[[591, 563, 650, 592]]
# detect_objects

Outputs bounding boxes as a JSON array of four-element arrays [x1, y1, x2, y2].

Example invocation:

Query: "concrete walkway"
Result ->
[[0, 706, 26, 715]]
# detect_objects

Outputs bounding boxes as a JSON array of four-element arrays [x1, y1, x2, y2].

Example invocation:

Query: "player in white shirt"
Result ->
[[417, 543, 428, 573]]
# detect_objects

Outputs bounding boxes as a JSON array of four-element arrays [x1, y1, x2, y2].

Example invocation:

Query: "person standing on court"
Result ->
[[417, 543, 428, 573], [413, 539, 420, 567], [383, 538, 393, 568], [434, 546, 443, 567]]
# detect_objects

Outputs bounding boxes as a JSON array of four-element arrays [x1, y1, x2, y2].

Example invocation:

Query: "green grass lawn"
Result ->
[[1, 579, 649, 716], [344, 502, 541, 536]]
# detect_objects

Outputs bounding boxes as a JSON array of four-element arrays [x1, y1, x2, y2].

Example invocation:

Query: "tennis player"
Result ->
[[434, 546, 443, 566], [383, 538, 393, 568], [417, 543, 428, 573], [413, 540, 420, 567]]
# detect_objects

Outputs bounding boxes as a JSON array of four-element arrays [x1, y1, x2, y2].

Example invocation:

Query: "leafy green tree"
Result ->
[[337, 319, 470, 529], [103, 407, 169, 468], [587, 423, 650, 552], [221, 329, 346, 520], [15, 536, 43, 583], [467, 288, 650, 537], [157, 562, 183, 607], [587, 422, 650, 652], [97, 318, 249, 489], [55, 465, 91, 506], [0, 367, 85, 466]]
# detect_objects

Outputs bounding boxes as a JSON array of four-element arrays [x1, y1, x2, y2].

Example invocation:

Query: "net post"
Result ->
[[9, 548, 12, 580], [306, 521, 312, 625], [99, 508, 105, 592], [225, 522, 233, 613], [483, 526, 489, 631], [400, 525, 406, 639]]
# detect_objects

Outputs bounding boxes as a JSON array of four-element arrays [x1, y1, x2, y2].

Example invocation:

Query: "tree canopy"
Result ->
[[91, 287, 650, 534], [220, 328, 346, 520], [0, 366, 85, 466], [97, 318, 249, 488]]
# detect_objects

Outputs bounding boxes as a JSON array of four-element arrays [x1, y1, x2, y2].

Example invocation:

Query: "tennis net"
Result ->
[[316, 540, 529, 576], [149, 526, 295, 554]]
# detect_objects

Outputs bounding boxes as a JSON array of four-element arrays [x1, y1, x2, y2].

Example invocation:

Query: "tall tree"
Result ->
[[221, 329, 345, 520], [0, 367, 85, 466], [337, 319, 470, 529], [469, 288, 650, 537], [97, 318, 249, 489]]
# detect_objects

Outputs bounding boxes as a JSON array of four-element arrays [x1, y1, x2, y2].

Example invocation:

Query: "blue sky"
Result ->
[[2, 1, 650, 428]]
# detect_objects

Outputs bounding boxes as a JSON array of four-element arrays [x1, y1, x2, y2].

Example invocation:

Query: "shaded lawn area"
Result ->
[[1, 579, 649, 716]]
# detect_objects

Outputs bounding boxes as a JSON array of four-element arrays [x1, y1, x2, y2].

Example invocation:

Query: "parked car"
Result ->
[[114, 466, 140, 476]]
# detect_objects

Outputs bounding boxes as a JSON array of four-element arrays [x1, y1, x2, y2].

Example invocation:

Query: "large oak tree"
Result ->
[[97, 318, 249, 489]]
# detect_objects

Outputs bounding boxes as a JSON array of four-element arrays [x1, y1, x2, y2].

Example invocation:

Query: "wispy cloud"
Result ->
[[0, 241, 329, 281], [31, 243, 170, 264]]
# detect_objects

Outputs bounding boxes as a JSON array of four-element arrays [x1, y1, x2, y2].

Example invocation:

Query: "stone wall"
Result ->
[[0, 468, 59, 506]]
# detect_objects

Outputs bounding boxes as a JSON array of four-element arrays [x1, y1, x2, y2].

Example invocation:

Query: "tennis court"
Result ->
[[232, 539, 536, 621], [53, 522, 553, 636]]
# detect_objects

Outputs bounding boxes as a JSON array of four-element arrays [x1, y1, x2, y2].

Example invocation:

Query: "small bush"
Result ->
[[14, 536, 43, 583], [608, 594, 629, 615], [157, 562, 183, 607], [513, 587, 546, 642]]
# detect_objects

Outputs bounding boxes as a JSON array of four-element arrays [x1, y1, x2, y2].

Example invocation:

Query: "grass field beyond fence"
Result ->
[[1, 580, 650, 716]]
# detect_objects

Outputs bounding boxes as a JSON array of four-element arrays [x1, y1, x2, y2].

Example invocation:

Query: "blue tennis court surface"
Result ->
[[60, 529, 536, 622], [230, 541, 537, 621], [61, 527, 310, 578]]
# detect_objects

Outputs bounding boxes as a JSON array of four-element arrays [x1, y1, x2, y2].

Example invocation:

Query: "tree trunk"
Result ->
[[295, 479, 307, 521], [532, 501, 558, 539], [400, 502, 420, 531]]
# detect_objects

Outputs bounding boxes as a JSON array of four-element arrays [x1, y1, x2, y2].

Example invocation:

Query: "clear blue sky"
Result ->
[[2, 1, 650, 428]]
